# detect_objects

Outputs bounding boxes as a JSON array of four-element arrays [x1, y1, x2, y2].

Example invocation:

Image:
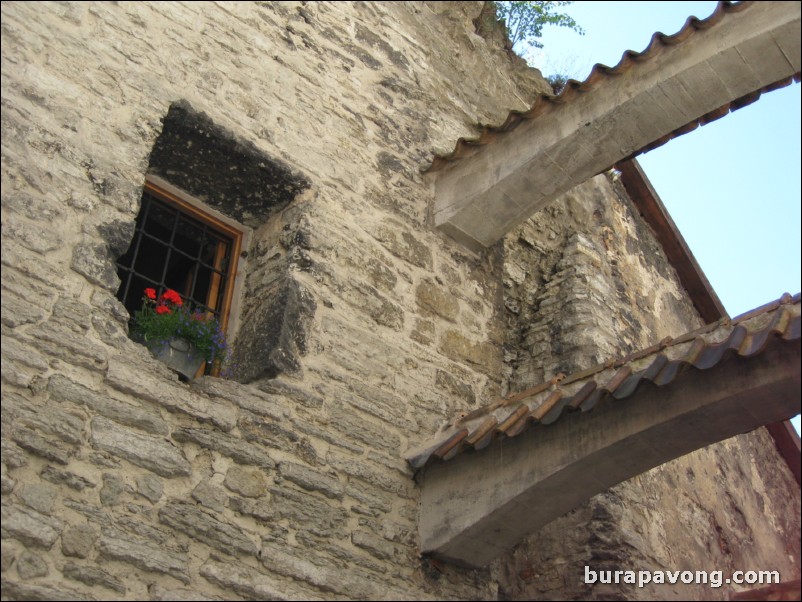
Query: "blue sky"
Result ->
[[523, 1, 801, 432]]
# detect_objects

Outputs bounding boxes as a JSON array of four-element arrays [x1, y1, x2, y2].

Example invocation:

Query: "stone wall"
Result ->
[[502, 173, 702, 392], [1, 1, 798, 601], [0, 1, 547, 599], [496, 173, 801, 600]]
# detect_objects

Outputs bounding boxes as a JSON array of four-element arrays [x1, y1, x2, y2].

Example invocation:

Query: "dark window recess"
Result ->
[[115, 186, 235, 321]]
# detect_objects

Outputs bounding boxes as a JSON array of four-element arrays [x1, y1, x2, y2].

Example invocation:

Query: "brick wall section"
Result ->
[[1, 2, 798, 601]]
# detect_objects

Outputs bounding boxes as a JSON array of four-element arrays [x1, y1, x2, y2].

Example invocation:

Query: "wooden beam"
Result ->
[[432, 2, 801, 250], [418, 337, 801, 567]]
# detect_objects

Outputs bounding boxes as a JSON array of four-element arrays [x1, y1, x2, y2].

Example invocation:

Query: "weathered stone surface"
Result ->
[[435, 368, 476, 405], [344, 484, 393, 516], [9, 397, 85, 445], [0, 354, 42, 388], [191, 480, 228, 512], [294, 437, 320, 467], [99, 528, 189, 584], [2, 189, 63, 223], [50, 296, 94, 333], [351, 530, 399, 562], [326, 452, 413, 498], [90, 417, 191, 478], [149, 583, 226, 601], [0, 239, 68, 292], [16, 551, 48, 579], [40, 466, 97, 491], [228, 496, 275, 524], [29, 321, 108, 372], [269, 487, 348, 538], [1, 504, 64, 549], [238, 411, 298, 452], [114, 517, 171, 545], [136, 473, 163, 504], [91, 312, 134, 349], [371, 222, 433, 270], [106, 356, 236, 432], [411, 318, 436, 346], [0, 579, 93, 601], [0, 470, 14, 495], [149, 100, 310, 228], [158, 501, 258, 557], [438, 330, 499, 374], [224, 465, 269, 498], [62, 563, 126, 594], [199, 558, 291, 601], [18, 483, 58, 514], [88, 452, 120, 469], [62, 500, 112, 528], [48, 375, 169, 436], [0, 289, 48, 330], [91, 289, 132, 349], [296, 530, 390, 576], [292, 420, 365, 455], [1, 440, 28, 469], [11, 427, 73, 465], [257, 377, 325, 411], [416, 279, 460, 322], [172, 427, 275, 468], [344, 251, 399, 293], [260, 542, 379, 600], [327, 405, 401, 455], [342, 278, 405, 330], [233, 277, 317, 382], [61, 525, 98, 559], [71, 240, 119, 291], [1, 262, 58, 310], [192, 378, 288, 421], [278, 461, 343, 500], [1, 543, 16, 572], [328, 377, 420, 433], [99, 473, 130, 506], [1, 214, 63, 254]]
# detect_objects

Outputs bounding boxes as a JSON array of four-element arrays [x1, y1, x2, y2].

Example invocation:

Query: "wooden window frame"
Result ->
[[116, 178, 247, 377], [140, 180, 243, 335]]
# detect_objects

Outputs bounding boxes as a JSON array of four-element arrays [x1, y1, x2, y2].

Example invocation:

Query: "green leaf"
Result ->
[[493, 1, 584, 53]]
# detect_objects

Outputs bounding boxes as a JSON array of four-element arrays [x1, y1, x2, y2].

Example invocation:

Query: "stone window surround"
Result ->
[[106, 100, 315, 383]]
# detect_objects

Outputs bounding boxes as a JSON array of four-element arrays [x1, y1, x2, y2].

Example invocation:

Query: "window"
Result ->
[[115, 180, 244, 339]]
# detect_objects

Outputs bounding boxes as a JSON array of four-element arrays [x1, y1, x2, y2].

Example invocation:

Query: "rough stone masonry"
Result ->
[[1, 2, 799, 600]]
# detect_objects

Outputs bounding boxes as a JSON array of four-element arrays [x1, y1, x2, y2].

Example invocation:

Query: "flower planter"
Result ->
[[132, 288, 228, 380], [147, 337, 205, 382]]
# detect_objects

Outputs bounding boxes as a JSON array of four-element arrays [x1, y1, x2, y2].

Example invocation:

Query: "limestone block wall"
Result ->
[[0, 1, 551, 599], [1, 1, 798, 601], [497, 173, 801, 600], [502, 173, 702, 390]]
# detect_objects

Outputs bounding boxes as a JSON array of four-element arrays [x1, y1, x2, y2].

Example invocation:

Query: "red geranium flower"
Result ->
[[162, 289, 183, 306], [145, 288, 157, 300], [155, 305, 172, 315]]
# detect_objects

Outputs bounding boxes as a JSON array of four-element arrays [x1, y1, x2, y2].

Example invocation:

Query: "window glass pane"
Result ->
[[143, 196, 178, 242], [115, 185, 237, 336], [134, 237, 170, 283], [174, 214, 205, 259]]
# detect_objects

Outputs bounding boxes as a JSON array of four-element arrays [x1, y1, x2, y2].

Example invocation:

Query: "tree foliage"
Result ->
[[493, 1, 584, 53]]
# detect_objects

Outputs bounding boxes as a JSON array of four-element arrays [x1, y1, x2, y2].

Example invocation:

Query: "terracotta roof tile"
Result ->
[[424, 1, 800, 174], [407, 293, 801, 471]]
